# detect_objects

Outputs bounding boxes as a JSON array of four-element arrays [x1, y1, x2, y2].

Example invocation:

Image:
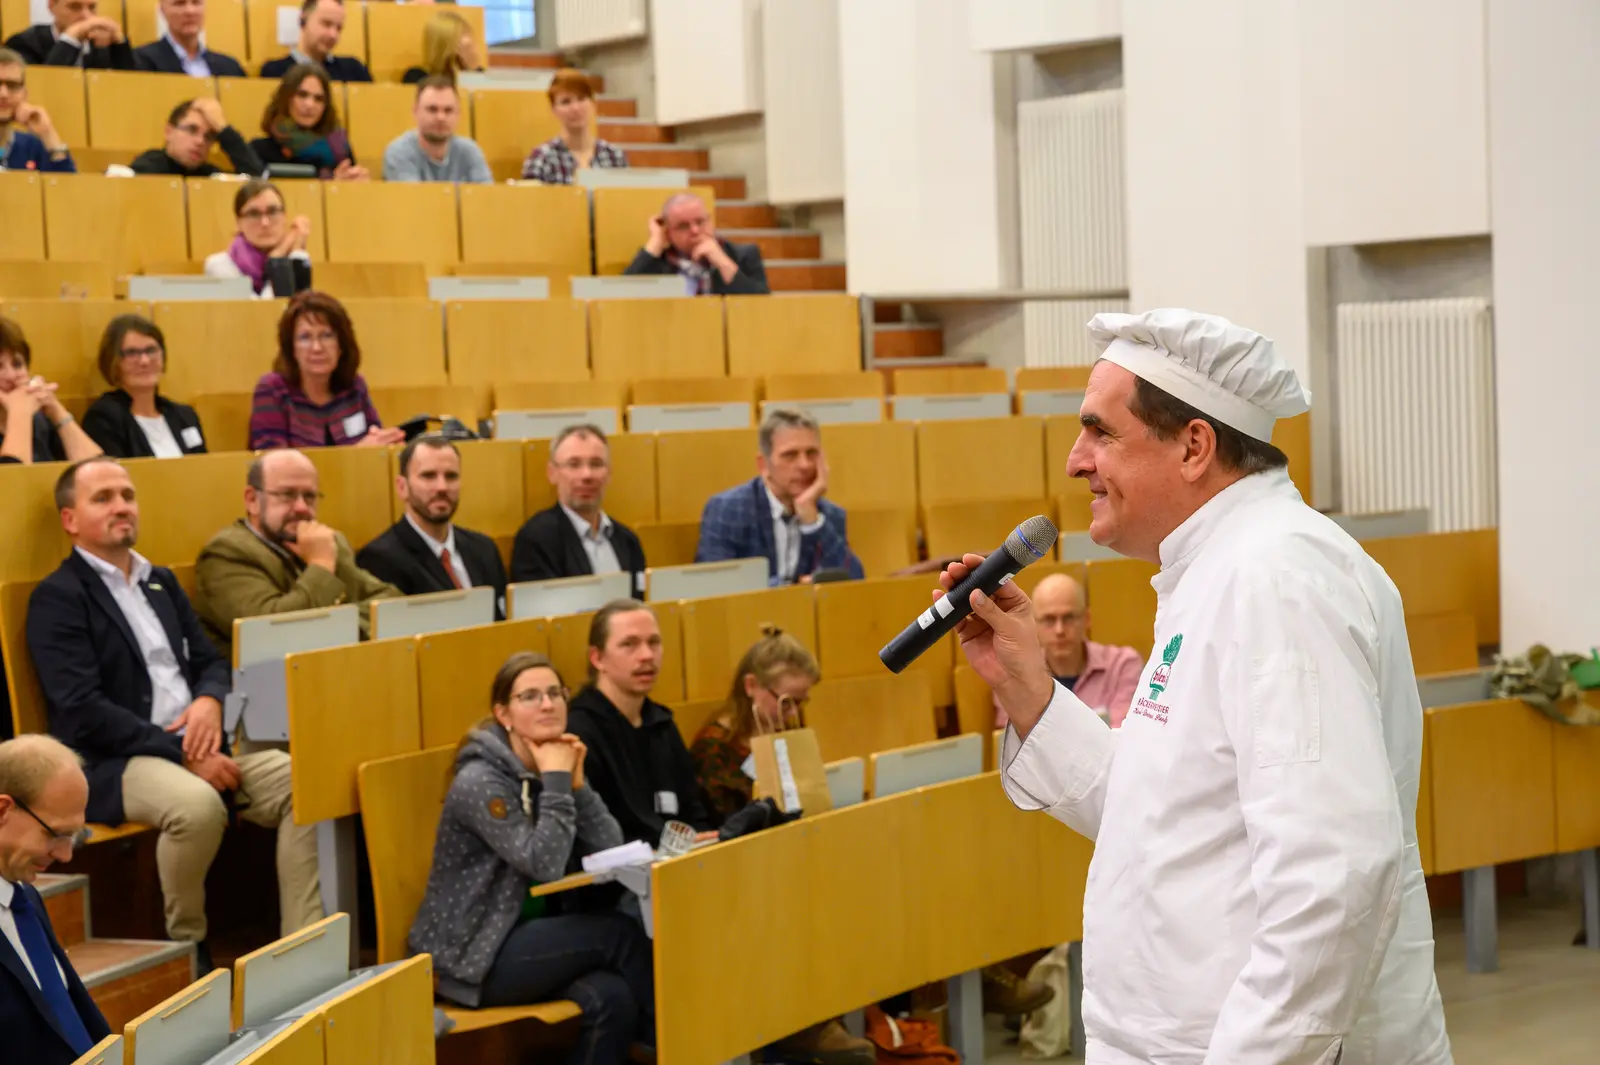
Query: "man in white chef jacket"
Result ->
[[942, 309, 1452, 1065]]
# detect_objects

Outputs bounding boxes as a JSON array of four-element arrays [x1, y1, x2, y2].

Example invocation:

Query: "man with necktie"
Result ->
[[0, 733, 111, 1063]]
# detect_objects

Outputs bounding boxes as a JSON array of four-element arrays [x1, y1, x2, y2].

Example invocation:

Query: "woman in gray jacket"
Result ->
[[409, 652, 655, 1064]]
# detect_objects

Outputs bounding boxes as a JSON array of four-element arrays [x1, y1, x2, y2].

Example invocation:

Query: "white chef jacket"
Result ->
[[1001, 469, 1451, 1065]]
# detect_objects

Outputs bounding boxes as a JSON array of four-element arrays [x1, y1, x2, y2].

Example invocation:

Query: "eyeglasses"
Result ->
[[262, 488, 324, 506], [119, 344, 162, 361], [240, 205, 285, 222], [0, 78, 25, 92], [556, 459, 608, 473], [510, 686, 569, 708], [294, 330, 337, 348], [175, 122, 219, 144], [13, 798, 91, 851]]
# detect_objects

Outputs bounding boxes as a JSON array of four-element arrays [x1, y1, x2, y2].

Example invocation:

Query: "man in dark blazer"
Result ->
[[696, 407, 862, 584], [357, 435, 508, 618], [0, 734, 113, 1065], [4, 0, 137, 69], [132, 0, 245, 76], [623, 191, 770, 295], [27, 457, 322, 950], [258, 0, 371, 81], [510, 424, 647, 596]]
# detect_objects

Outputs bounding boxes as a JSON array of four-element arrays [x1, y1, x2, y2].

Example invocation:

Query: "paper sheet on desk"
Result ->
[[582, 839, 655, 873]]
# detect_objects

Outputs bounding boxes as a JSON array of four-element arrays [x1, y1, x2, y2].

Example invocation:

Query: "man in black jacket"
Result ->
[[25, 458, 321, 951], [259, 0, 371, 81], [356, 435, 508, 619], [4, 0, 135, 69], [510, 424, 646, 595], [623, 192, 770, 295], [0, 734, 113, 1065], [130, 97, 263, 177], [132, 0, 245, 77]]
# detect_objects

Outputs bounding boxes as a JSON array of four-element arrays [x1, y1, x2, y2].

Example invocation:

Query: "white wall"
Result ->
[[649, 0, 763, 125], [970, 0, 1121, 52], [763, 0, 845, 204], [1121, 0, 1312, 378], [554, 0, 647, 49], [1487, 0, 1600, 649], [839, 0, 1010, 293], [1299, 0, 1489, 247]]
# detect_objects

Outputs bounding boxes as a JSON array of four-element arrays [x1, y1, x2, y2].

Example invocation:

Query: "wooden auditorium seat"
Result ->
[[415, 619, 550, 748], [22, 66, 87, 147], [342, 80, 417, 171], [43, 174, 190, 274], [0, 173, 47, 260], [1365, 529, 1500, 646], [591, 185, 716, 276], [843, 507, 917, 578], [679, 585, 816, 700], [724, 293, 861, 377], [814, 575, 953, 705], [153, 298, 284, 396], [303, 444, 394, 550], [891, 366, 1008, 396], [125, 453, 255, 564], [588, 296, 727, 381], [630, 375, 759, 406], [923, 497, 1052, 562], [820, 420, 916, 514], [447, 298, 590, 415], [367, 383, 480, 425], [805, 672, 937, 781], [652, 427, 757, 524], [635, 521, 701, 569], [85, 70, 216, 153], [0, 260, 114, 299], [1083, 557, 1159, 658], [309, 261, 429, 298], [468, 89, 562, 182], [337, 297, 447, 388], [323, 181, 460, 268], [2, 297, 139, 400], [765, 370, 885, 405], [189, 393, 254, 453], [457, 183, 593, 277], [1424, 699, 1555, 876], [916, 416, 1046, 514]]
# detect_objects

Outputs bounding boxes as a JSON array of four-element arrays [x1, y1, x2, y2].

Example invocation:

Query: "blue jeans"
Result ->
[[478, 913, 656, 1065]]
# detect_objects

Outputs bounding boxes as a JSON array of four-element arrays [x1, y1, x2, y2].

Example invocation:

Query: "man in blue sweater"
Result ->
[[0, 50, 75, 172]]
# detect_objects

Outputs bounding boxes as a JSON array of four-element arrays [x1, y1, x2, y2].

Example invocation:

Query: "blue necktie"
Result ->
[[9, 886, 93, 1054]]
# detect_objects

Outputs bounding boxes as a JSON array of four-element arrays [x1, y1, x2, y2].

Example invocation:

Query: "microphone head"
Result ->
[[1003, 515, 1059, 565]]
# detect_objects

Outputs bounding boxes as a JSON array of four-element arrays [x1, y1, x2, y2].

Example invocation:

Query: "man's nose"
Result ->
[[1066, 433, 1093, 478]]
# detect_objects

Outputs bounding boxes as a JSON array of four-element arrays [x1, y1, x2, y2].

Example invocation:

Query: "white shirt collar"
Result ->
[[404, 510, 457, 559], [75, 545, 152, 586], [763, 479, 793, 522], [0, 877, 13, 908], [1154, 469, 1298, 586], [561, 503, 612, 542], [164, 31, 206, 59]]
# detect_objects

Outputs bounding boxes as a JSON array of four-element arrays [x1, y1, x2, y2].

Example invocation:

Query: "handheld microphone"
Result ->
[[879, 515, 1058, 674]]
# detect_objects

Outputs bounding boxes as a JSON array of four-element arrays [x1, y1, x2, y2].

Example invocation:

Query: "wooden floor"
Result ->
[[983, 898, 1600, 1063]]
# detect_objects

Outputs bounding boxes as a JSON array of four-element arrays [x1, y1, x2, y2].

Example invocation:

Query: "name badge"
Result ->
[[180, 426, 203, 449], [654, 790, 679, 816], [342, 411, 368, 439], [740, 753, 757, 779]]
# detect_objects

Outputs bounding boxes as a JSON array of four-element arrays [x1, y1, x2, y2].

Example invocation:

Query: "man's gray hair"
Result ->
[[758, 407, 820, 458], [550, 423, 609, 457], [660, 191, 704, 216], [0, 735, 82, 807]]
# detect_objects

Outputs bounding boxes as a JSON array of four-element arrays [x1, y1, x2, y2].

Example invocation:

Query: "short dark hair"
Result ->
[[415, 74, 457, 100], [166, 99, 196, 126], [96, 314, 166, 389], [54, 457, 124, 510], [398, 433, 459, 476], [233, 177, 284, 217], [550, 423, 608, 457], [0, 316, 30, 368], [275, 291, 362, 393], [1126, 377, 1288, 475]]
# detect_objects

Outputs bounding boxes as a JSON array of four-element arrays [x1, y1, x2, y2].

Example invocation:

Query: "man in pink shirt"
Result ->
[[995, 573, 1143, 728]]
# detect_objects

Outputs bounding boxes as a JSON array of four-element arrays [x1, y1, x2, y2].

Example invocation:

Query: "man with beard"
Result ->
[[26, 459, 321, 967], [356, 434, 507, 619], [381, 76, 490, 183], [194, 448, 400, 660]]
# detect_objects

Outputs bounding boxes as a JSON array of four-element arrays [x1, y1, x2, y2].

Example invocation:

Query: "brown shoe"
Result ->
[[765, 1019, 877, 1065], [981, 964, 1054, 1016]]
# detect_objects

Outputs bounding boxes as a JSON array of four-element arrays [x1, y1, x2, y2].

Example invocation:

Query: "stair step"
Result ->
[[486, 50, 568, 70], [721, 228, 822, 260], [624, 145, 711, 169], [599, 119, 674, 144], [692, 173, 748, 200], [595, 96, 638, 118], [766, 259, 847, 292], [717, 200, 779, 228], [72, 939, 195, 1031], [873, 302, 905, 324], [37, 874, 91, 947], [873, 323, 944, 359]]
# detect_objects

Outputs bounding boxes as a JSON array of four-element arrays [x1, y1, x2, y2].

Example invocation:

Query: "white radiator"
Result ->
[[1018, 89, 1126, 293], [1024, 298, 1130, 367], [1336, 298, 1496, 532], [553, 0, 647, 48]]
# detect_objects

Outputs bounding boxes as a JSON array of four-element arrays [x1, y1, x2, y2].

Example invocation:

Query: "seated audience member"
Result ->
[[409, 653, 656, 1063], [0, 734, 114, 1065], [567, 601, 714, 846], [623, 192, 768, 295], [0, 317, 101, 465], [382, 76, 490, 183], [510, 424, 646, 594], [993, 572, 1143, 729], [27, 458, 323, 960], [520, 68, 627, 184], [0, 50, 75, 172], [82, 315, 207, 459], [250, 64, 368, 180], [131, 98, 264, 176], [356, 435, 508, 617], [691, 626, 817, 825], [249, 291, 403, 450], [696, 408, 861, 584], [259, 0, 371, 81], [4, 0, 135, 70], [203, 178, 311, 296], [195, 448, 401, 656], [133, 0, 245, 76], [401, 10, 481, 85]]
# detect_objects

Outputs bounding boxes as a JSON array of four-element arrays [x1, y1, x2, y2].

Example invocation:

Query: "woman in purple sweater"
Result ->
[[249, 291, 406, 450]]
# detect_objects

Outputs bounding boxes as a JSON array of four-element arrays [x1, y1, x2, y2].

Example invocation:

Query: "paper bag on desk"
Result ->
[[750, 729, 832, 816]]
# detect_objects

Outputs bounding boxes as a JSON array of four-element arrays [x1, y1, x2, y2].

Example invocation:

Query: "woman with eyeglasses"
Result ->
[[202, 179, 312, 299], [248, 291, 404, 451], [81, 315, 207, 459], [250, 64, 368, 181], [410, 652, 656, 1065], [0, 316, 102, 466], [690, 626, 820, 825]]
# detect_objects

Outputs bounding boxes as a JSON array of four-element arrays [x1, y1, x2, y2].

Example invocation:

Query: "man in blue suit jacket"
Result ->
[[695, 408, 862, 584], [132, 0, 245, 76], [0, 734, 114, 1065]]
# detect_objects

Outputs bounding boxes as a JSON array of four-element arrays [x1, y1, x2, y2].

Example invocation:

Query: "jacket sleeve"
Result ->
[[44, 37, 85, 66], [352, 539, 410, 595], [1202, 569, 1405, 1065], [26, 580, 184, 765], [508, 517, 561, 583], [170, 576, 231, 704], [448, 765, 579, 884], [802, 503, 857, 575], [622, 248, 671, 276], [693, 495, 742, 564], [336, 536, 403, 607], [80, 400, 128, 458], [999, 680, 1117, 840], [195, 535, 352, 635], [721, 244, 770, 295], [573, 782, 623, 852], [568, 713, 658, 846], [217, 126, 264, 176]]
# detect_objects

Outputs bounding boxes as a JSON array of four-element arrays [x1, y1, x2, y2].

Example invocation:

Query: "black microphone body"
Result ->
[[879, 515, 1058, 674]]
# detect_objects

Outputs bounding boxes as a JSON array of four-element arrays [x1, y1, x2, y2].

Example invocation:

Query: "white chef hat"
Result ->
[[1087, 308, 1311, 443]]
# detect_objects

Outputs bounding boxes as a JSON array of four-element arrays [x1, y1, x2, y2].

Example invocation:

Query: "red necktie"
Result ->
[[439, 547, 464, 589]]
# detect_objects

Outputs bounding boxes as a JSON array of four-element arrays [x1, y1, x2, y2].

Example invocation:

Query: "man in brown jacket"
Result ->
[[194, 448, 401, 660]]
